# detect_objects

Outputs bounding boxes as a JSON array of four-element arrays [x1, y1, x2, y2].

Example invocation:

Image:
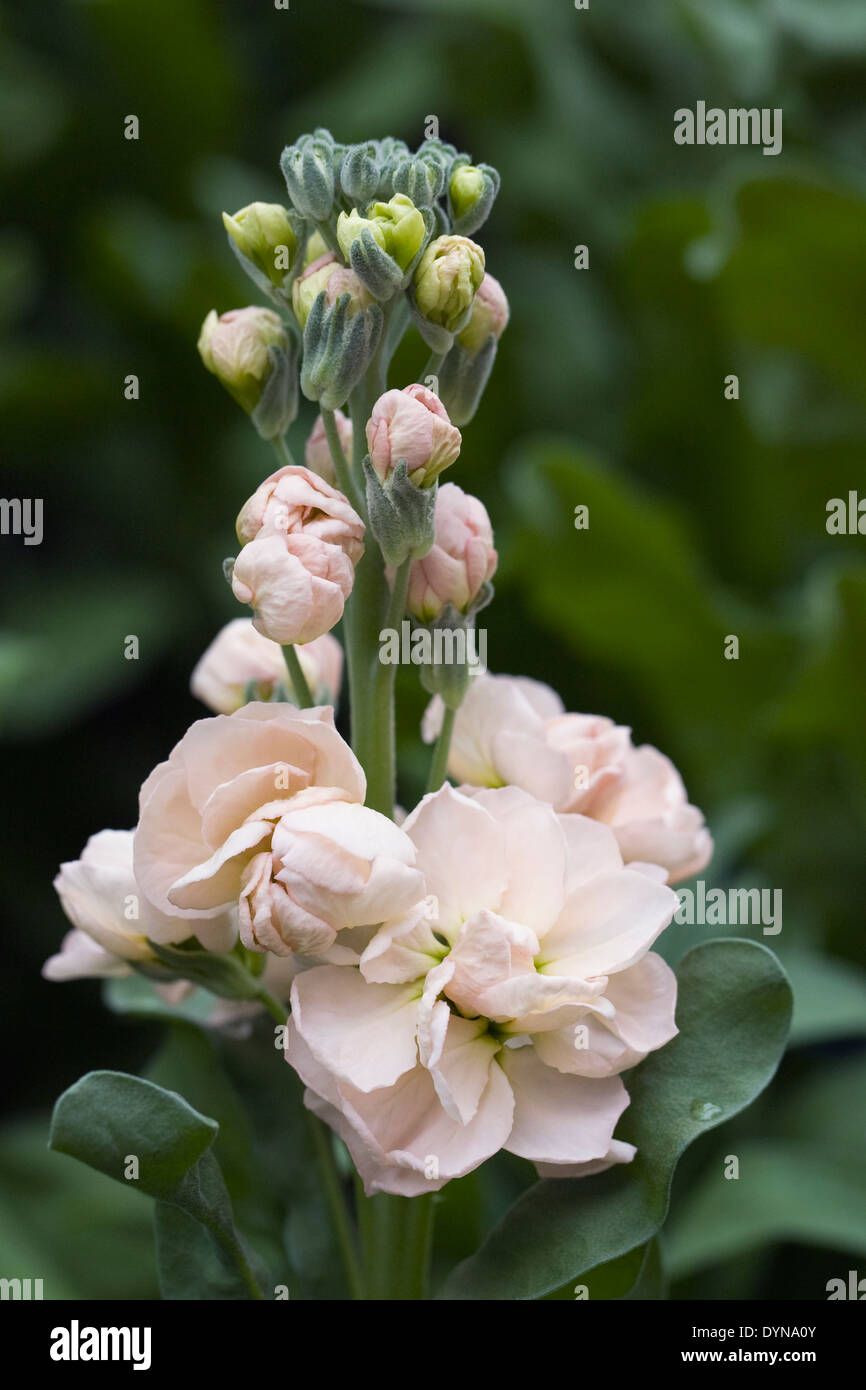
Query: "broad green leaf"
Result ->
[[439, 939, 791, 1300], [784, 948, 866, 1044], [0, 1117, 157, 1300], [49, 1070, 263, 1300], [666, 1141, 866, 1277], [103, 974, 221, 1026], [543, 1243, 648, 1301]]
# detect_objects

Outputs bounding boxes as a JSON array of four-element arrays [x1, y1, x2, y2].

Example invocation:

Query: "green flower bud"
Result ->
[[222, 202, 298, 288], [363, 459, 437, 568], [337, 207, 387, 261], [392, 155, 445, 208], [371, 136, 410, 198], [409, 234, 485, 351], [292, 254, 373, 328], [448, 162, 500, 236], [300, 292, 384, 412], [198, 307, 298, 439], [338, 194, 426, 273], [340, 142, 381, 204], [280, 129, 337, 222]]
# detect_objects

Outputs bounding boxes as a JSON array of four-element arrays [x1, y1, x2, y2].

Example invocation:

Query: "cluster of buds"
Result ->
[[193, 126, 506, 707], [197, 127, 507, 442]]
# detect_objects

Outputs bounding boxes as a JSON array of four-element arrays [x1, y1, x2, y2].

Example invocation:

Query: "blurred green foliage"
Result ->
[[1, 0, 865, 1299]]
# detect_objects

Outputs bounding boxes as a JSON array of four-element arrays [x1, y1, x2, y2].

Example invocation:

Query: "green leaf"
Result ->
[[103, 974, 221, 1025], [439, 939, 791, 1300], [784, 947, 866, 1044], [666, 1141, 866, 1278], [49, 1070, 263, 1300], [144, 940, 264, 1001]]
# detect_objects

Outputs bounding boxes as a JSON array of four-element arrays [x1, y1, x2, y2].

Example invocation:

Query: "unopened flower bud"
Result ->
[[366, 384, 461, 488], [409, 234, 485, 351], [197, 306, 298, 438], [406, 483, 497, 622], [337, 194, 428, 300], [340, 142, 381, 204], [304, 410, 353, 485], [392, 154, 446, 207], [222, 202, 299, 288], [437, 273, 509, 424], [232, 466, 364, 645], [280, 129, 338, 222], [448, 162, 500, 235], [300, 289, 384, 411], [292, 253, 373, 328]]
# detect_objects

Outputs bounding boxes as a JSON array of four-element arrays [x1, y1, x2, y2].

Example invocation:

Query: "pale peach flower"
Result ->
[[286, 784, 680, 1195], [133, 704, 420, 959], [422, 674, 712, 885], [43, 828, 237, 982], [191, 620, 343, 712]]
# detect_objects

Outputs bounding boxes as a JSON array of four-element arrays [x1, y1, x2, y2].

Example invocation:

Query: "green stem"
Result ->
[[271, 434, 296, 468], [322, 407, 365, 517], [305, 1112, 366, 1301], [422, 350, 446, 382], [314, 220, 343, 257], [354, 1190, 435, 1299], [384, 295, 411, 366], [256, 988, 289, 1025], [426, 704, 455, 793], [254, 986, 365, 1300], [282, 644, 315, 708]]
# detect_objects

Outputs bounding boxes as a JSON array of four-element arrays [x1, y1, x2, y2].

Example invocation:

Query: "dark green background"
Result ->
[[1, 0, 865, 1299]]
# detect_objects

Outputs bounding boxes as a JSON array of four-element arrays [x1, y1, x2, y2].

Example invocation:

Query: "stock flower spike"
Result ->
[[40, 123, 787, 1311]]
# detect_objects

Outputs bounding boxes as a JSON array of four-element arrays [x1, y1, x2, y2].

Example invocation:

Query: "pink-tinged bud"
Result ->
[[457, 272, 509, 354], [190, 619, 343, 712], [232, 465, 364, 645], [365, 383, 461, 487], [304, 410, 353, 486], [197, 306, 288, 415], [292, 252, 373, 327], [406, 482, 497, 620]]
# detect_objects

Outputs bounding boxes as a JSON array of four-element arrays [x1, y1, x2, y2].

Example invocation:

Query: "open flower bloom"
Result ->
[[134, 704, 422, 958], [286, 784, 680, 1196], [43, 828, 237, 981], [232, 465, 364, 645], [191, 620, 343, 713], [422, 674, 712, 884]]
